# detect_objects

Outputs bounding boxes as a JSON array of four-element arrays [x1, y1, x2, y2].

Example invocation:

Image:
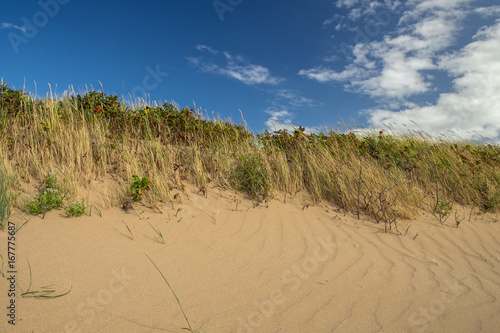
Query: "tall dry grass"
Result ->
[[1, 82, 499, 227]]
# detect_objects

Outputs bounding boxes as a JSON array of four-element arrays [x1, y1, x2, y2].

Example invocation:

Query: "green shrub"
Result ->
[[482, 192, 499, 212], [230, 153, 270, 201], [130, 175, 151, 202], [0, 82, 29, 116], [65, 199, 87, 217], [25, 173, 66, 216]]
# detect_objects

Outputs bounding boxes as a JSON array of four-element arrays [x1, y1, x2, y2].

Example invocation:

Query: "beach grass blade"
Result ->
[[123, 221, 134, 240], [21, 259, 72, 299], [148, 222, 165, 243], [15, 219, 29, 233], [145, 254, 204, 333]]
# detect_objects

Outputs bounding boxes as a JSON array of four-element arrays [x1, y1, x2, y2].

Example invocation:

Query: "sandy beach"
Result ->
[[1, 184, 499, 333]]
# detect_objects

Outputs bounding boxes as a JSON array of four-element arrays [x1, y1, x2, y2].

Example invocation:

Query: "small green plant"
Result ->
[[65, 199, 87, 217], [130, 175, 151, 202], [148, 222, 165, 244], [92, 204, 102, 217], [433, 200, 453, 225], [25, 173, 66, 217], [26, 173, 66, 216], [21, 259, 72, 299]]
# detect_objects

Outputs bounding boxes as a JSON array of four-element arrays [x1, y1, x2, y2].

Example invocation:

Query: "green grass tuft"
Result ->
[[0, 155, 15, 230], [230, 152, 271, 201]]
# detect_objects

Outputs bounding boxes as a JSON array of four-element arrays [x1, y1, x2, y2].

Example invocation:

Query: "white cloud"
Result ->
[[334, 0, 403, 23], [189, 47, 283, 85], [1, 22, 29, 33], [264, 109, 317, 133], [301, 0, 500, 141], [336, 0, 360, 9], [274, 89, 315, 107], [299, 2, 468, 99], [222, 52, 283, 85], [367, 21, 500, 142], [407, 0, 473, 13], [475, 5, 500, 17], [300, 40, 435, 98], [348, 8, 363, 21], [265, 109, 294, 131], [299, 64, 367, 83], [195, 44, 218, 55], [323, 17, 336, 27], [323, 54, 339, 62], [261, 89, 317, 134]]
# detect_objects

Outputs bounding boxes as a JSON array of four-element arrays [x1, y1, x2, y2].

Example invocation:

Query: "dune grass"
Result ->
[[21, 258, 72, 299], [0, 155, 15, 230], [0, 82, 498, 228], [146, 254, 203, 333], [148, 221, 165, 244], [123, 221, 135, 240]]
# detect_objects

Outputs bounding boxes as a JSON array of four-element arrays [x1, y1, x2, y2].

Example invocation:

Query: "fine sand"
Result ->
[[1, 184, 500, 333]]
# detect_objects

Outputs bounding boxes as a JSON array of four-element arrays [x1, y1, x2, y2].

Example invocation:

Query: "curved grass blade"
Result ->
[[145, 254, 197, 333], [21, 258, 72, 299]]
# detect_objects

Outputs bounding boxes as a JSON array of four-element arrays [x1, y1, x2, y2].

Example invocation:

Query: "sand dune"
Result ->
[[1, 185, 500, 333]]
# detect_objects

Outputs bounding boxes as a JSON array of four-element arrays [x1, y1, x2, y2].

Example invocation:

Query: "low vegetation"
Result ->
[[24, 172, 66, 217], [0, 154, 16, 229], [1, 81, 499, 229]]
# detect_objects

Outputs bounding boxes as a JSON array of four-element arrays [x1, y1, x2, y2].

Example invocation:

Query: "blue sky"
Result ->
[[1, 0, 500, 141]]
